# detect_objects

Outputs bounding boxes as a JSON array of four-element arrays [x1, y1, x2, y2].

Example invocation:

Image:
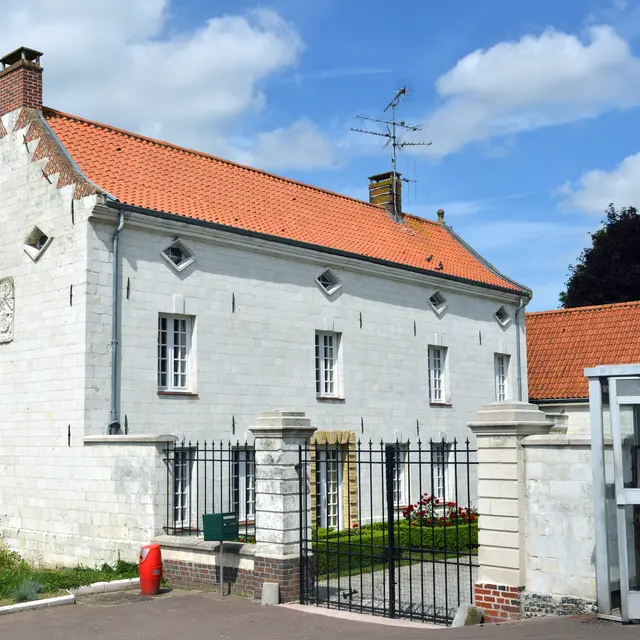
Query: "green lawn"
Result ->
[[0, 542, 138, 605]]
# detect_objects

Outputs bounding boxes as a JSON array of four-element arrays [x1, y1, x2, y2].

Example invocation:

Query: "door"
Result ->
[[610, 377, 640, 619]]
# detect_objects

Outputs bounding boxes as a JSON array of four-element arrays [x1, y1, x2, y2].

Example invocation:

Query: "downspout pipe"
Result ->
[[515, 297, 525, 402], [109, 208, 125, 434]]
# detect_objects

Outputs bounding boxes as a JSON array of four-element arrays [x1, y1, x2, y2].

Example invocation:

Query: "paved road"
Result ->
[[0, 590, 638, 640], [315, 559, 477, 622]]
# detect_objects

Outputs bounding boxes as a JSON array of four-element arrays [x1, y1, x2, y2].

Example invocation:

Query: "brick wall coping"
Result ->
[[153, 534, 256, 557], [83, 434, 178, 445], [521, 434, 611, 448]]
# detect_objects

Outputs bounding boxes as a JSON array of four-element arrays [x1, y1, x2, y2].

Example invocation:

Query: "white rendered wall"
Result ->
[[86, 211, 526, 449]]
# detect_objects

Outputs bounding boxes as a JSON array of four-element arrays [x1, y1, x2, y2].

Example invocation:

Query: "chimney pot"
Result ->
[[368, 171, 402, 221], [0, 46, 43, 117]]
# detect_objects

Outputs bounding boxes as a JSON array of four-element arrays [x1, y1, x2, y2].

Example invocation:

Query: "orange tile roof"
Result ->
[[526, 301, 640, 401], [42, 107, 523, 292]]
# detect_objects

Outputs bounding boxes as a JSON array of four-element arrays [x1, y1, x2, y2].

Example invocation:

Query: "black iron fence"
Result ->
[[298, 439, 478, 624], [163, 440, 255, 541]]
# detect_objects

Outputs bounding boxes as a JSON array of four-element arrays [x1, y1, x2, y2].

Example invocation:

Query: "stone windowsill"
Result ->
[[83, 434, 178, 445], [429, 402, 453, 408], [152, 534, 256, 556], [316, 396, 346, 403], [158, 391, 199, 397]]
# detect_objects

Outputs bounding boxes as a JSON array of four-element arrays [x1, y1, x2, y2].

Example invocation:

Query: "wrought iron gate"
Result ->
[[298, 439, 478, 624]]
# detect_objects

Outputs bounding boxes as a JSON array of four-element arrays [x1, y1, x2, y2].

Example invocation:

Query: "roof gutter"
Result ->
[[108, 208, 125, 434], [515, 297, 525, 401], [530, 397, 589, 405], [104, 201, 528, 298]]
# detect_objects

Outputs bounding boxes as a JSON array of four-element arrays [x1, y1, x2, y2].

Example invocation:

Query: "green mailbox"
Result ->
[[202, 512, 239, 542]]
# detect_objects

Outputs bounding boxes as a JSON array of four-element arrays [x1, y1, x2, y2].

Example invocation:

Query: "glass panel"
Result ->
[[157, 316, 168, 388], [623, 504, 640, 593], [315, 334, 321, 394], [433, 444, 448, 498], [429, 347, 443, 402]]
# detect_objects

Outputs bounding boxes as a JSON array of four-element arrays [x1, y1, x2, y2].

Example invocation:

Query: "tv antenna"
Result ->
[[352, 87, 431, 220]]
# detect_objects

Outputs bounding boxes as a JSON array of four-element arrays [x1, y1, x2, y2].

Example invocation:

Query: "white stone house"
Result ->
[[0, 47, 530, 565]]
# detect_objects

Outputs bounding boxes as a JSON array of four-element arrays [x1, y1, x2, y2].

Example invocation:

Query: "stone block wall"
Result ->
[[521, 434, 598, 616]]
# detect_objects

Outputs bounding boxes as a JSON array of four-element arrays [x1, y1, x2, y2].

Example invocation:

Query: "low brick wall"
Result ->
[[474, 583, 523, 622], [154, 536, 302, 603]]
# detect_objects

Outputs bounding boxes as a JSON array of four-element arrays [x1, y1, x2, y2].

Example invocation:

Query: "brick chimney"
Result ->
[[368, 171, 402, 220], [0, 47, 43, 117]]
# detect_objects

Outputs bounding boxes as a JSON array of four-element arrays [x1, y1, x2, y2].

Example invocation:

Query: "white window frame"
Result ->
[[432, 443, 450, 500], [316, 447, 344, 530], [428, 290, 448, 315], [158, 314, 194, 392], [495, 353, 510, 402], [315, 331, 342, 398], [391, 444, 409, 507], [173, 448, 195, 529], [161, 238, 196, 273], [315, 268, 342, 296], [233, 447, 256, 523], [428, 345, 448, 404], [23, 225, 53, 262]]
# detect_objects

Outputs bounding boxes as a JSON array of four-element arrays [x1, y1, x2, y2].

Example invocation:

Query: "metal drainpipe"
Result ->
[[109, 209, 125, 434], [515, 297, 525, 402]]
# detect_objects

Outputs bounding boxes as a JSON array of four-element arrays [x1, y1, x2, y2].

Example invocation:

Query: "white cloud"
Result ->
[[416, 25, 640, 157], [0, 1, 305, 151], [244, 119, 341, 171], [557, 152, 640, 213]]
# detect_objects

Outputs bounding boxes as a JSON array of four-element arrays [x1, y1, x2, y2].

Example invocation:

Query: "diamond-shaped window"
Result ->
[[428, 290, 447, 315], [495, 305, 511, 326], [24, 226, 52, 262], [161, 239, 196, 272], [315, 268, 342, 295]]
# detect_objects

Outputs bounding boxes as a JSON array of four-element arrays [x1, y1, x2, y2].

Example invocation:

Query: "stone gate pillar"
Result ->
[[468, 402, 552, 622], [250, 410, 316, 603]]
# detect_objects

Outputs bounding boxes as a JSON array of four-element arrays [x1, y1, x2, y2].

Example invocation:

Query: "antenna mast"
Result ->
[[352, 87, 431, 220]]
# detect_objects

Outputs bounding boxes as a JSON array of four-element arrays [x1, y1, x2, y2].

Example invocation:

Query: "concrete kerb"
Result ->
[[0, 592, 75, 616], [0, 578, 141, 616]]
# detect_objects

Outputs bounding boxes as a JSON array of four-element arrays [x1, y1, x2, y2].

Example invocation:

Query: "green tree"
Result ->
[[560, 204, 640, 308]]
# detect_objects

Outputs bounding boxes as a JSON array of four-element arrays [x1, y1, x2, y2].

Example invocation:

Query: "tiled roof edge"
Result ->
[[110, 201, 529, 297], [437, 219, 531, 296], [43, 107, 392, 213], [14, 108, 105, 200], [527, 300, 640, 317]]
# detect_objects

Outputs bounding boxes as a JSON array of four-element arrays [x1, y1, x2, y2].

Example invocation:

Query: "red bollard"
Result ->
[[139, 543, 162, 596]]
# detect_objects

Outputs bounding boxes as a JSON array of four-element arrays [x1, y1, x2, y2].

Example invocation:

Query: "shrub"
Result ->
[[12, 580, 43, 603], [313, 521, 478, 576], [0, 541, 28, 573]]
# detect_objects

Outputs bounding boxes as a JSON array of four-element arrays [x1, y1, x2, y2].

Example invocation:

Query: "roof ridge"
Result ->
[[527, 300, 640, 316], [43, 106, 400, 215]]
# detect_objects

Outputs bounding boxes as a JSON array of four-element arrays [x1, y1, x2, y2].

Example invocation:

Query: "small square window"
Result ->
[[428, 290, 447, 315], [24, 226, 52, 261], [161, 239, 196, 272], [315, 268, 342, 295], [495, 305, 510, 326]]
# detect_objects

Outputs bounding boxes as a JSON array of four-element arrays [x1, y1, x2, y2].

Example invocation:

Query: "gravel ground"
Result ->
[[309, 559, 478, 623]]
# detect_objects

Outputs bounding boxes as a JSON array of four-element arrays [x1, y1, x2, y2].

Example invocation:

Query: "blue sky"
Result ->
[[3, 0, 640, 310]]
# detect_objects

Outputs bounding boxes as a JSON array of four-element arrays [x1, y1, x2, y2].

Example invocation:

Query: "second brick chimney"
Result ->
[[368, 171, 402, 220], [0, 47, 43, 118]]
